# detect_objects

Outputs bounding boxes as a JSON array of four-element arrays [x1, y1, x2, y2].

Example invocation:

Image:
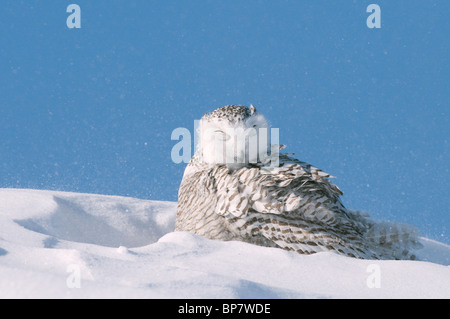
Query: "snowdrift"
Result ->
[[0, 188, 449, 299]]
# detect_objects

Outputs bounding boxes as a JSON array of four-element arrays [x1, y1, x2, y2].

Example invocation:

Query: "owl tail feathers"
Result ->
[[348, 210, 424, 260]]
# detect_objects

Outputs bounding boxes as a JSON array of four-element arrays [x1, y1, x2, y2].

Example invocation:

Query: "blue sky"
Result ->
[[0, 1, 448, 243]]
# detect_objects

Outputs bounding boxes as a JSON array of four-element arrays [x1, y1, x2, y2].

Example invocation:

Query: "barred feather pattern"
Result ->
[[176, 153, 422, 260]]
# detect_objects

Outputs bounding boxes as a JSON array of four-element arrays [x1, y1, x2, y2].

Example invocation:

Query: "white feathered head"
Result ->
[[195, 105, 271, 167]]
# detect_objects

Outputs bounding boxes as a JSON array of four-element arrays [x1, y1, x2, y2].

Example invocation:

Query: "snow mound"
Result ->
[[0, 188, 449, 299], [9, 190, 175, 248]]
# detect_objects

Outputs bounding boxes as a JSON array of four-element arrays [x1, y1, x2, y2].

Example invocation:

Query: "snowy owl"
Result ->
[[176, 105, 422, 260]]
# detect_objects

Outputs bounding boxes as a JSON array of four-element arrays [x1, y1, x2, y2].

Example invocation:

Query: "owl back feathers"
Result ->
[[176, 153, 422, 260]]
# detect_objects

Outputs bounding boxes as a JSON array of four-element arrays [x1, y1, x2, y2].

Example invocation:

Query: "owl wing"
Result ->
[[211, 153, 378, 257], [215, 153, 349, 225]]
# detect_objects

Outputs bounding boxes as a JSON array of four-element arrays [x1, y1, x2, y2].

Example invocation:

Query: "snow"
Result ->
[[0, 188, 449, 299]]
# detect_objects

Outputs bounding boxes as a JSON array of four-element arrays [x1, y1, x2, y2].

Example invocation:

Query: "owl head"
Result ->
[[196, 105, 272, 167]]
